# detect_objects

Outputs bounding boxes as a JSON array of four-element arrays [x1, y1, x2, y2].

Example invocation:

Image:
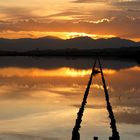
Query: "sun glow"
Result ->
[[64, 32, 94, 39], [0, 31, 116, 40]]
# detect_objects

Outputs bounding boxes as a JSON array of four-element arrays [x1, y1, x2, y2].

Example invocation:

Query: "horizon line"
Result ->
[[0, 36, 139, 42]]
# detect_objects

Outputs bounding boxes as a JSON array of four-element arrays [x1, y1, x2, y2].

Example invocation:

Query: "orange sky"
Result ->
[[0, 0, 140, 41]]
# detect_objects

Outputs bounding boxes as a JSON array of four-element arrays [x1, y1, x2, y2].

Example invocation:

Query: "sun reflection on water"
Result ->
[[0, 67, 117, 77]]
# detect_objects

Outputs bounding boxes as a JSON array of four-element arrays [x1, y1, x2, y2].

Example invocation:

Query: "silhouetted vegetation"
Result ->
[[0, 47, 140, 62], [0, 37, 139, 61]]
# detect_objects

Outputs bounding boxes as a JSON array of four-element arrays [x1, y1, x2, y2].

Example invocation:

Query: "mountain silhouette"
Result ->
[[0, 36, 139, 52]]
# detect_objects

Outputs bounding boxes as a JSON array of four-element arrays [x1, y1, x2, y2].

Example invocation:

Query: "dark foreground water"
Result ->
[[0, 57, 139, 140]]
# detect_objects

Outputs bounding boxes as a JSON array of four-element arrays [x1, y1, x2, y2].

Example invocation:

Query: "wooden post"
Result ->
[[93, 136, 98, 140]]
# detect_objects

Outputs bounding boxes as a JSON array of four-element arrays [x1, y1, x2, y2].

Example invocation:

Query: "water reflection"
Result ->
[[0, 57, 139, 140], [0, 67, 117, 78], [0, 57, 138, 70], [71, 60, 99, 140]]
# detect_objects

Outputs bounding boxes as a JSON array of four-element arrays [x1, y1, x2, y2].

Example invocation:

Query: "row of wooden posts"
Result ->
[[71, 58, 120, 140]]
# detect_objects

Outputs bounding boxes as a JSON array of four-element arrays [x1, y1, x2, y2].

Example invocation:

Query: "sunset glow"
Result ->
[[0, 0, 140, 137], [0, 31, 116, 40], [0, 0, 139, 41]]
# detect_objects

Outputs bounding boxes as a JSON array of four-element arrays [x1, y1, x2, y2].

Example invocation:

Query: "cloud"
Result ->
[[0, 16, 140, 39], [0, 7, 36, 20], [112, 0, 140, 6], [74, 0, 140, 10], [0, 1, 139, 40]]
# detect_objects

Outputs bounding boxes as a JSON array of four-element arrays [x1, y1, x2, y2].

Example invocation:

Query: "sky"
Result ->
[[0, 0, 140, 41]]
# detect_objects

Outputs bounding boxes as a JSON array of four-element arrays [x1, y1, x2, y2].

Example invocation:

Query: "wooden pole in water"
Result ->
[[98, 58, 120, 140], [71, 60, 97, 140]]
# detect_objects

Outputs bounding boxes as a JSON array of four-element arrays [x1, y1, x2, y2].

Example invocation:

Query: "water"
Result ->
[[0, 57, 139, 140]]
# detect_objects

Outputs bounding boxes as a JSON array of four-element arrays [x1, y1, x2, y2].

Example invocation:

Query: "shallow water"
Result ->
[[0, 57, 139, 140]]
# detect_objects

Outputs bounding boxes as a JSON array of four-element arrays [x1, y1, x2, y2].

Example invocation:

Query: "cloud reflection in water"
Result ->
[[0, 58, 139, 140]]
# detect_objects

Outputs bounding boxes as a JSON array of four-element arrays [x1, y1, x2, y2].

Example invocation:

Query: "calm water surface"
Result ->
[[0, 57, 139, 140]]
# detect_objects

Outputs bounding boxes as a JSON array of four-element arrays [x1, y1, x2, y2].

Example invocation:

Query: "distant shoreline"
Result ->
[[0, 47, 140, 59]]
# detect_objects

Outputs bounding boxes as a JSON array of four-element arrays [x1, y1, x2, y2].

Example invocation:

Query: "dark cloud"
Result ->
[[50, 8, 140, 21], [74, 0, 140, 10], [112, 0, 140, 7]]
